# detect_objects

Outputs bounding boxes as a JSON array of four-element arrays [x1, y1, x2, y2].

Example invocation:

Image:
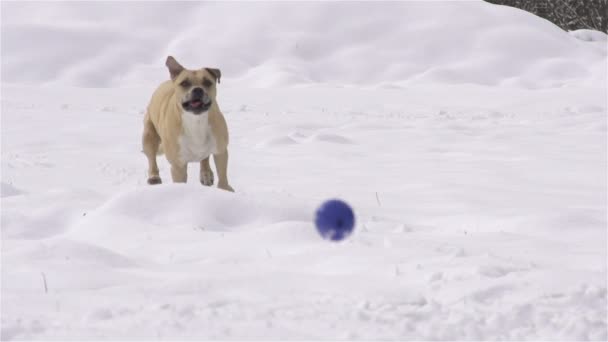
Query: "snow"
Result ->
[[2, 1, 606, 88], [570, 29, 608, 43], [1, 1, 607, 340]]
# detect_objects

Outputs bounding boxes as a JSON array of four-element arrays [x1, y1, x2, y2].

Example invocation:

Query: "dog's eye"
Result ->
[[203, 79, 213, 88], [180, 80, 191, 88]]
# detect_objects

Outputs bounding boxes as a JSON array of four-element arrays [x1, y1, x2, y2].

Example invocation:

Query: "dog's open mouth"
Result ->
[[182, 99, 211, 114]]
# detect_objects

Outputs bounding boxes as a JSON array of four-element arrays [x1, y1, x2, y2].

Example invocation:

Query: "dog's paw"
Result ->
[[200, 170, 214, 186], [218, 182, 234, 192], [147, 176, 162, 185]]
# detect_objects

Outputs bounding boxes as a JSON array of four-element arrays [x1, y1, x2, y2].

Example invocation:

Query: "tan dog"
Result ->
[[142, 56, 234, 192]]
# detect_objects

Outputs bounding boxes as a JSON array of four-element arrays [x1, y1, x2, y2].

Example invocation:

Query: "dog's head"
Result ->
[[165, 56, 221, 115]]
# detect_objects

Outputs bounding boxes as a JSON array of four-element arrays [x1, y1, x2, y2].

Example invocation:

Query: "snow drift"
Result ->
[[1, 1, 605, 88]]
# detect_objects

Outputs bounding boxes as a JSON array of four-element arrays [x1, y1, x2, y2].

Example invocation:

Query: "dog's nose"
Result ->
[[192, 87, 204, 98]]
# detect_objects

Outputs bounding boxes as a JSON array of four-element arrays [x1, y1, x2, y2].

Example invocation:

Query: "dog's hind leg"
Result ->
[[213, 150, 234, 192], [142, 117, 162, 185], [200, 157, 214, 186]]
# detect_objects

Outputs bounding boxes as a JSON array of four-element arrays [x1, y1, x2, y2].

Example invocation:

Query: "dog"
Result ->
[[142, 56, 234, 192]]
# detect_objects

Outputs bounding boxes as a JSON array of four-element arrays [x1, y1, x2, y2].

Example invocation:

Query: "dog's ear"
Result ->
[[205, 68, 221, 84], [166, 56, 184, 80]]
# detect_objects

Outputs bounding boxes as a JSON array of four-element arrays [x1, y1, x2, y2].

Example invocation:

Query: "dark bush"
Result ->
[[484, 0, 607, 33]]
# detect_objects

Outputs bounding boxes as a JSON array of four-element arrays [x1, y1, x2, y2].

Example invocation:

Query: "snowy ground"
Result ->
[[1, 1, 607, 340], [2, 83, 606, 340]]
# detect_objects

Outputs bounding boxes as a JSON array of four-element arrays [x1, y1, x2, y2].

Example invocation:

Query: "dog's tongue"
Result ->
[[191, 100, 202, 108]]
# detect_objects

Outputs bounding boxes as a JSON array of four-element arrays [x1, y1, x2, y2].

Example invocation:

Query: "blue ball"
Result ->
[[315, 199, 355, 241]]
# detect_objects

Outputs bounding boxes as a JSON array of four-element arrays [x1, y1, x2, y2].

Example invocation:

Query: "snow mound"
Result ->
[[2, 1, 605, 88], [66, 184, 315, 260], [85, 184, 309, 229], [570, 29, 608, 42]]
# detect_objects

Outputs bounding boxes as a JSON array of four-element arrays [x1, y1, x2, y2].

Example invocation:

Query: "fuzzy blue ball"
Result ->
[[314, 199, 355, 241]]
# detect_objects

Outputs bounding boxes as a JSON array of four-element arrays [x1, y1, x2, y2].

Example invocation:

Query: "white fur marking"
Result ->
[[178, 111, 217, 164]]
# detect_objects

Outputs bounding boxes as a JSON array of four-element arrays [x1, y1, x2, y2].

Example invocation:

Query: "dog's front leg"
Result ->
[[213, 151, 234, 192], [200, 157, 215, 186], [213, 150, 234, 192], [170, 163, 188, 183]]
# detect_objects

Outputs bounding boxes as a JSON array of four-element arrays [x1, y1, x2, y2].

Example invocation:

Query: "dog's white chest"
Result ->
[[178, 113, 216, 163]]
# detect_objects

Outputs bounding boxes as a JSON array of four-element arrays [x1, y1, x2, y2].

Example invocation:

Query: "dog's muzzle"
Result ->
[[182, 87, 211, 114]]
